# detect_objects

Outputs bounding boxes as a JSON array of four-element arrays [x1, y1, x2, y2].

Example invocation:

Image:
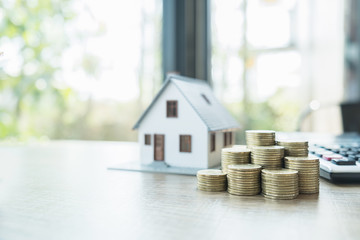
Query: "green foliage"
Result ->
[[0, 0, 160, 142], [0, 0, 78, 139], [226, 88, 301, 144], [0, 1, 300, 142]]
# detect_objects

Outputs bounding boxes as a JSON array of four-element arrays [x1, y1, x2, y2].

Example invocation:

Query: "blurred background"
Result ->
[[0, 0, 359, 142]]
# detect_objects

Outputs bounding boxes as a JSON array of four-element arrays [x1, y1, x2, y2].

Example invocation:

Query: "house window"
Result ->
[[224, 132, 232, 146], [180, 135, 191, 152], [145, 134, 151, 145], [211, 133, 215, 152], [201, 94, 211, 105], [167, 100, 178, 117]]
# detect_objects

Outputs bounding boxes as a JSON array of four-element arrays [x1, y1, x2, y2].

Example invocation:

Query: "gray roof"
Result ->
[[133, 75, 241, 131]]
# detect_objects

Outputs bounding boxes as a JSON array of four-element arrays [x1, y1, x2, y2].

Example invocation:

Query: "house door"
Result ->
[[154, 134, 165, 161]]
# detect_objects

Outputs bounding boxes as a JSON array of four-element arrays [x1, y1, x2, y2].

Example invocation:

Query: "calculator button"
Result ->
[[323, 154, 343, 161], [339, 151, 348, 157], [331, 158, 356, 165], [350, 148, 360, 153], [347, 151, 357, 156]]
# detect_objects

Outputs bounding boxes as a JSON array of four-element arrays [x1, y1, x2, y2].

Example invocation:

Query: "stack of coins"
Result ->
[[245, 130, 276, 147], [251, 146, 285, 169], [232, 145, 248, 149], [197, 169, 227, 192], [276, 140, 309, 157], [221, 148, 251, 173], [284, 156, 320, 194], [262, 169, 299, 200], [227, 164, 262, 196]]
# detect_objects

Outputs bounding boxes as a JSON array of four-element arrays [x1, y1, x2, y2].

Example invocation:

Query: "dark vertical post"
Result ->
[[162, 0, 211, 83], [344, 0, 360, 101], [356, 0, 360, 99]]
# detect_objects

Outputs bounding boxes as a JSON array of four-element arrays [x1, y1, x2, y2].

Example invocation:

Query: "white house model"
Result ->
[[133, 75, 241, 169]]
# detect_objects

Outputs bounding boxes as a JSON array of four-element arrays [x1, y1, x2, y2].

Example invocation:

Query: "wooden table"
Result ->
[[0, 141, 359, 240]]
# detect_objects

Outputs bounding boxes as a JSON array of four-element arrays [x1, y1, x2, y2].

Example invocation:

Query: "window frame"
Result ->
[[211, 133, 216, 152], [145, 134, 151, 145], [223, 132, 232, 146], [166, 100, 178, 118], [180, 135, 192, 153]]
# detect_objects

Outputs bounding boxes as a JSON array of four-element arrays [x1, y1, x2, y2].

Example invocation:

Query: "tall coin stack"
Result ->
[[276, 140, 308, 157], [245, 130, 276, 147], [221, 148, 251, 173], [251, 146, 285, 169], [227, 164, 262, 196], [262, 169, 299, 200], [197, 169, 227, 192], [284, 156, 320, 194]]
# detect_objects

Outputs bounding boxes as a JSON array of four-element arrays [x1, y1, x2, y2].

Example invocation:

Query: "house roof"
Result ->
[[133, 75, 241, 131]]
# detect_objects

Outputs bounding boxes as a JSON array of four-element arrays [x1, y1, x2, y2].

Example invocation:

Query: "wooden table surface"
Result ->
[[0, 141, 359, 240]]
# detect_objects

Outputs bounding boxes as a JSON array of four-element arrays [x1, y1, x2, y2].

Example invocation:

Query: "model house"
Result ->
[[133, 75, 241, 168]]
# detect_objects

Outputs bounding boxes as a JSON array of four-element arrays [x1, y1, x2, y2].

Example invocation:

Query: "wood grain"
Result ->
[[0, 141, 359, 240]]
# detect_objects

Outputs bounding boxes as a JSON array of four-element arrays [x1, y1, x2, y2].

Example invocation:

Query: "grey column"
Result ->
[[162, 0, 211, 83]]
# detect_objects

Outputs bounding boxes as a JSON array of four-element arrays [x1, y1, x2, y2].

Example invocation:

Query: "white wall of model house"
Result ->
[[138, 82, 210, 168]]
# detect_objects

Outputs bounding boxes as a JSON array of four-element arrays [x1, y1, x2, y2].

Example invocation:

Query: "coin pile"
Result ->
[[227, 164, 262, 196], [232, 145, 248, 149], [246, 130, 276, 146], [284, 156, 319, 194], [262, 169, 299, 200], [251, 146, 285, 169], [277, 140, 308, 157], [221, 148, 251, 173], [197, 169, 227, 192]]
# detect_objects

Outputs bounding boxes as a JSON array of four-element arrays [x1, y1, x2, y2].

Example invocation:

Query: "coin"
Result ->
[[232, 145, 249, 149], [228, 164, 262, 171], [246, 130, 276, 134], [226, 164, 261, 196], [246, 130, 276, 146], [228, 190, 261, 196], [263, 193, 299, 200], [284, 156, 319, 194], [197, 169, 227, 192], [277, 140, 309, 157], [197, 169, 226, 176], [250, 146, 284, 168], [198, 186, 227, 192], [261, 168, 299, 200], [277, 140, 308, 146], [221, 148, 251, 173]]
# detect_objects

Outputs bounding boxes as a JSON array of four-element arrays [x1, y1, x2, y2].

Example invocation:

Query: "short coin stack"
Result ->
[[221, 148, 251, 173], [284, 156, 320, 194], [197, 169, 227, 192], [245, 130, 276, 147], [262, 169, 299, 200], [227, 164, 262, 196], [251, 146, 285, 169], [232, 145, 248, 149], [277, 140, 308, 157]]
